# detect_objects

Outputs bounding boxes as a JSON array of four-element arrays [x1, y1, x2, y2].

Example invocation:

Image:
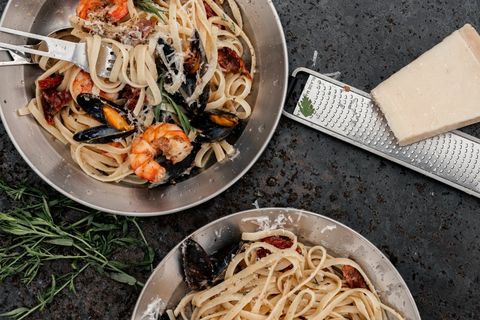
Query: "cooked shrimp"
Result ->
[[72, 70, 119, 101], [76, 0, 129, 24], [130, 123, 193, 182]]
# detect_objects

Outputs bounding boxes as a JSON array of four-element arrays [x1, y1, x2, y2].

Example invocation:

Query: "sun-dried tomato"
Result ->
[[121, 85, 142, 111], [256, 247, 271, 259], [38, 75, 64, 90], [41, 90, 72, 125], [204, 1, 217, 18], [263, 236, 294, 249], [218, 47, 252, 80], [257, 236, 295, 259], [342, 265, 368, 290]]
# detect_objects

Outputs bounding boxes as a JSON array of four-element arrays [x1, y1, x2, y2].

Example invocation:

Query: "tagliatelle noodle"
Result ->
[[22, 0, 256, 184], [170, 230, 406, 320]]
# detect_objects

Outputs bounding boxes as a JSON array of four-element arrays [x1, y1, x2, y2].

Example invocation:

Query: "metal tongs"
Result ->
[[0, 27, 115, 78]]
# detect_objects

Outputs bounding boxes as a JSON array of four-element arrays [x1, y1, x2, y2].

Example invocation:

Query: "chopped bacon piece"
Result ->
[[41, 90, 72, 125], [342, 265, 368, 290], [218, 47, 252, 80], [38, 75, 64, 90], [120, 84, 142, 111], [204, 1, 217, 18]]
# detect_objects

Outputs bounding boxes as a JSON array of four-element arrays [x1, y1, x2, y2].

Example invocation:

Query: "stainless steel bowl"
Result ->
[[0, 0, 288, 216], [132, 208, 421, 320]]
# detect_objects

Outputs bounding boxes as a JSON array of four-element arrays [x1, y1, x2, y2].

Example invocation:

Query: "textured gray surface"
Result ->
[[0, 0, 479, 319]]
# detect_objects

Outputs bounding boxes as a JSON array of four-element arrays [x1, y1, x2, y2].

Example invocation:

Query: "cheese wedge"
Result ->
[[371, 24, 480, 146]]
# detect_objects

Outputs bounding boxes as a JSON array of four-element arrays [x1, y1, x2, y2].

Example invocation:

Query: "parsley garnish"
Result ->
[[299, 95, 314, 117]]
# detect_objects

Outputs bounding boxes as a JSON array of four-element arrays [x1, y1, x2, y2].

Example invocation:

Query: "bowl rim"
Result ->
[[131, 207, 421, 320], [0, 0, 289, 216]]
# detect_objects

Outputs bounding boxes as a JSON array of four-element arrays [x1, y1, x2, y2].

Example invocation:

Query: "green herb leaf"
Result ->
[[299, 95, 314, 117], [0, 179, 154, 319], [134, 0, 167, 23], [0, 307, 29, 317], [156, 76, 193, 135]]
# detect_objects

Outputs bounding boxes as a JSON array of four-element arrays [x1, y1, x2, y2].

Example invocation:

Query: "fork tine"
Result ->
[[96, 44, 115, 78]]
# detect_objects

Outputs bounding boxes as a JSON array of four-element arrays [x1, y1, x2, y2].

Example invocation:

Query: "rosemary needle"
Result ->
[[0, 179, 154, 319]]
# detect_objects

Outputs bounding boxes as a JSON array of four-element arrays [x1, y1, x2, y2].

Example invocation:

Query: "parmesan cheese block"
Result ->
[[371, 24, 480, 146]]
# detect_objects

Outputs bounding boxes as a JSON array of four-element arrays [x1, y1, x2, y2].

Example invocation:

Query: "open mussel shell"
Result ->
[[191, 109, 241, 143], [149, 143, 201, 188], [73, 125, 135, 144], [182, 238, 214, 291], [182, 238, 243, 291], [156, 30, 210, 116], [74, 93, 136, 144]]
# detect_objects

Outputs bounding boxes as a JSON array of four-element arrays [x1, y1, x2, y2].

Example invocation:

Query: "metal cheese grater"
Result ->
[[283, 67, 480, 198]]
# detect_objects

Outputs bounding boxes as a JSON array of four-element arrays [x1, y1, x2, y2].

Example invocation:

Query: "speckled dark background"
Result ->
[[1, 0, 480, 319]]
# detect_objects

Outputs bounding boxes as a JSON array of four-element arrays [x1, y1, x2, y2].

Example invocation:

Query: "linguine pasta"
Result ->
[[170, 230, 405, 320], [20, 0, 255, 184]]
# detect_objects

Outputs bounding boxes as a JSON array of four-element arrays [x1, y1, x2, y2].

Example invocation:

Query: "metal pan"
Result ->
[[132, 208, 421, 320], [0, 0, 288, 216]]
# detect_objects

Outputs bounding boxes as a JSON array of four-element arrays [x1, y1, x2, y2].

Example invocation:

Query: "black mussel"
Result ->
[[191, 109, 240, 143], [156, 30, 210, 116], [182, 238, 243, 291], [182, 238, 214, 291], [73, 125, 134, 144], [149, 143, 200, 188], [209, 241, 243, 280], [73, 93, 136, 144]]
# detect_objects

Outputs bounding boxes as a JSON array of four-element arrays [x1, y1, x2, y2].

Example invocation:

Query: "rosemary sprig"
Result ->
[[155, 75, 193, 135], [134, 0, 167, 23], [0, 179, 154, 319]]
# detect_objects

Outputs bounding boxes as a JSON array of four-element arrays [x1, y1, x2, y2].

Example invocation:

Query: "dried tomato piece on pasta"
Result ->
[[121, 85, 142, 111], [218, 47, 252, 80], [342, 265, 368, 290], [38, 75, 64, 90], [262, 236, 294, 249], [257, 236, 295, 259], [204, 1, 217, 18], [41, 90, 72, 125]]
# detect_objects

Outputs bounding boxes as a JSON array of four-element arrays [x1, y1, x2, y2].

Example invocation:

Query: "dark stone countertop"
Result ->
[[1, 0, 479, 319]]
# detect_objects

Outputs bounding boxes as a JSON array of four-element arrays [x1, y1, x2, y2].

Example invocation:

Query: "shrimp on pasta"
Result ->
[[19, 0, 256, 186]]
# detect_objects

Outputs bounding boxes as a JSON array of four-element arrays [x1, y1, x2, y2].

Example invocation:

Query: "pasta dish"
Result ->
[[20, 0, 255, 186], [169, 230, 405, 320]]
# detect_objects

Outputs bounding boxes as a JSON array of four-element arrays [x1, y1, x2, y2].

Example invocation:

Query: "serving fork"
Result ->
[[0, 27, 115, 78]]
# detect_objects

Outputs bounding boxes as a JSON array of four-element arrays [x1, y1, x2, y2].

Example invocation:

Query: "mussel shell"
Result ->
[[195, 126, 237, 143], [73, 125, 135, 144], [181, 238, 243, 291], [210, 241, 243, 280], [191, 110, 240, 143], [74, 93, 136, 144], [77, 93, 134, 126], [157, 30, 210, 116], [149, 143, 200, 188], [182, 238, 214, 291]]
